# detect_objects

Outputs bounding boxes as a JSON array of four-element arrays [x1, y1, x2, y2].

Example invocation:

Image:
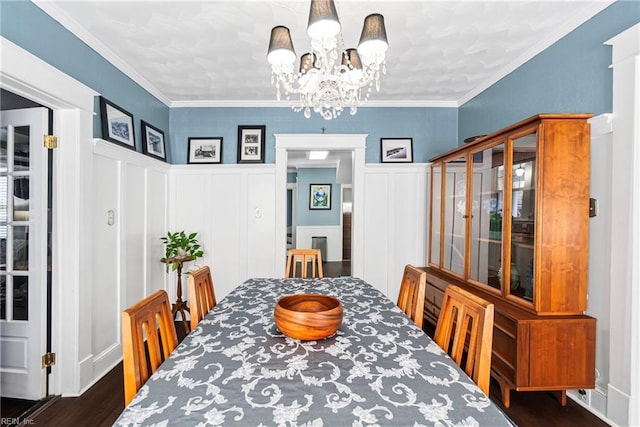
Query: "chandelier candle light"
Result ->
[[267, 0, 388, 120]]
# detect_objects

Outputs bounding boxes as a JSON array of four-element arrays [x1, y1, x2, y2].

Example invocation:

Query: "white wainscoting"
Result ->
[[87, 151, 428, 396], [361, 164, 429, 300], [295, 226, 342, 262], [89, 139, 170, 384], [169, 165, 277, 301]]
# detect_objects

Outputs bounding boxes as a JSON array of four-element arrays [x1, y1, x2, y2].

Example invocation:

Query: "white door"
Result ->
[[0, 107, 48, 400]]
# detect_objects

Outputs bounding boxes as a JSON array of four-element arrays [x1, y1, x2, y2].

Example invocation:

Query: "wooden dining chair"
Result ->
[[121, 289, 178, 405], [187, 265, 217, 330], [285, 249, 324, 278], [396, 264, 427, 328], [434, 285, 495, 395]]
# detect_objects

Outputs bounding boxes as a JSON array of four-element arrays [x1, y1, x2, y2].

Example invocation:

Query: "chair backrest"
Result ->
[[396, 264, 427, 328], [285, 249, 324, 278], [187, 265, 217, 330], [121, 289, 178, 405], [434, 285, 495, 395]]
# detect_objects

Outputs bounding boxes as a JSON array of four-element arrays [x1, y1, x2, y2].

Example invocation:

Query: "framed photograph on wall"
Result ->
[[237, 125, 265, 163], [141, 120, 166, 161], [381, 137, 413, 163], [99, 96, 136, 150], [188, 137, 223, 164], [309, 184, 332, 210]]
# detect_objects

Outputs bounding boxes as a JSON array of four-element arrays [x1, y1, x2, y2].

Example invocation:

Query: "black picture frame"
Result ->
[[309, 183, 332, 210], [381, 138, 413, 163], [188, 137, 223, 164], [237, 125, 266, 163], [141, 120, 167, 162], [99, 96, 136, 150]]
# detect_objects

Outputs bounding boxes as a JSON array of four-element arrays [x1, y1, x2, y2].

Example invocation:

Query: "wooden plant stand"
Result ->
[[161, 256, 194, 335]]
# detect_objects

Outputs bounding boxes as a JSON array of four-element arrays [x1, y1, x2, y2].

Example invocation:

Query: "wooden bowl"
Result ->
[[274, 294, 343, 340]]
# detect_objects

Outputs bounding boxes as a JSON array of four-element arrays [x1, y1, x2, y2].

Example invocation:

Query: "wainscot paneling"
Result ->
[[362, 164, 428, 300], [90, 139, 170, 380], [170, 165, 276, 301]]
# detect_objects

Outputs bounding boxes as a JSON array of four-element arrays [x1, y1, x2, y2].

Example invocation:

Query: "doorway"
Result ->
[[286, 151, 353, 277], [274, 134, 366, 279], [0, 95, 51, 411]]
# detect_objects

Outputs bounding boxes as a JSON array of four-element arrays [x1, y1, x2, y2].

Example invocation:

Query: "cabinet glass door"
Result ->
[[469, 143, 504, 290], [443, 157, 466, 277], [429, 164, 442, 266], [508, 133, 537, 302]]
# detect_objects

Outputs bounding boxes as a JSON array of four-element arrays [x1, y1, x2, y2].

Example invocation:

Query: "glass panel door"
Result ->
[[429, 164, 442, 266], [469, 143, 505, 290], [1, 125, 31, 321], [509, 133, 537, 302], [442, 157, 466, 277], [0, 107, 48, 400]]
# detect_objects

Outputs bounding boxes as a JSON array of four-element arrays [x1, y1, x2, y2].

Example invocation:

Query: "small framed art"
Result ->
[[237, 125, 265, 163], [188, 137, 222, 164], [99, 96, 136, 150], [141, 120, 166, 161], [381, 138, 413, 163], [309, 184, 332, 210]]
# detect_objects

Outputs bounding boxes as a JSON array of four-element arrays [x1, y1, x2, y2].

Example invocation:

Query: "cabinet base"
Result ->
[[494, 376, 567, 408]]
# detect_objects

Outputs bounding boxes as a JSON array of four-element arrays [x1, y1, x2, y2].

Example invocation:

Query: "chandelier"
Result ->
[[267, 0, 388, 120]]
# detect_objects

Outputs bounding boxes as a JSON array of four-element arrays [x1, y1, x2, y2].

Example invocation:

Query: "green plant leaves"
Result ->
[[160, 230, 204, 272]]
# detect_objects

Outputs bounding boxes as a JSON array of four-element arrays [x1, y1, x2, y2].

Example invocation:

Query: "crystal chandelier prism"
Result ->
[[267, 0, 388, 120]]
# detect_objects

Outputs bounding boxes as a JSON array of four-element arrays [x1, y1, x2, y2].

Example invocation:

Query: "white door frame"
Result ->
[[1, 37, 97, 395], [274, 134, 366, 277]]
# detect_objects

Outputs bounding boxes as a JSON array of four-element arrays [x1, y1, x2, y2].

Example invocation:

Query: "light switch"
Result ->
[[107, 209, 115, 225]]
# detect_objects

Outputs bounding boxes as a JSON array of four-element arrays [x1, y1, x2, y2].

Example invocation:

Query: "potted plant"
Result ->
[[160, 231, 204, 272]]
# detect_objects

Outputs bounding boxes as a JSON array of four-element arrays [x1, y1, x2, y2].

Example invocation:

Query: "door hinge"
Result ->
[[43, 135, 58, 149], [42, 352, 56, 368]]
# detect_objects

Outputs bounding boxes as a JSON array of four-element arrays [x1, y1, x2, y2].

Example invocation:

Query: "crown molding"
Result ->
[[33, 0, 172, 107], [34, 0, 613, 111], [457, 1, 614, 106], [170, 99, 458, 108]]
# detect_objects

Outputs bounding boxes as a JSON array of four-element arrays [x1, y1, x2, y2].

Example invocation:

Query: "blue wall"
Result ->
[[459, 1, 640, 141], [296, 169, 341, 226], [170, 107, 457, 164], [0, 0, 170, 157], [3, 1, 637, 165]]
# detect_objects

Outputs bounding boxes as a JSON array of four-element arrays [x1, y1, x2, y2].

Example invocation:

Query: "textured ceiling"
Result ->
[[37, 1, 613, 107]]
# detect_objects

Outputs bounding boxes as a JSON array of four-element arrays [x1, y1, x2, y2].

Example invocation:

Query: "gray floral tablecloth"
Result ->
[[115, 277, 514, 426]]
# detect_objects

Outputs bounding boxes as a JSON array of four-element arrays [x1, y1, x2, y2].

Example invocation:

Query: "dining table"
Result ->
[[114, 276, 514, 426]]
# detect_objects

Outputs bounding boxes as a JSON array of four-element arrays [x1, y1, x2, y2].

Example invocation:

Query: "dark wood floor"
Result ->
[[1, 261, 610, 426], [323, 260, 351, 277], [2, 362, 610, 427]]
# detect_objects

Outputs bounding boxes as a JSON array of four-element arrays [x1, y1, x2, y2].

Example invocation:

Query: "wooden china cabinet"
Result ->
[[424, 114, 596, 407]]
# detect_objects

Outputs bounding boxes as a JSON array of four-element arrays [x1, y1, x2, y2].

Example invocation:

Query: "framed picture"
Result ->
[[188, 137, 223, 164], [237, 125, 265, 163], [99, 96, 135, 150], [381, 138, 413, 163], [309, 184, 332, 210], [141, 120, 166, 161]]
